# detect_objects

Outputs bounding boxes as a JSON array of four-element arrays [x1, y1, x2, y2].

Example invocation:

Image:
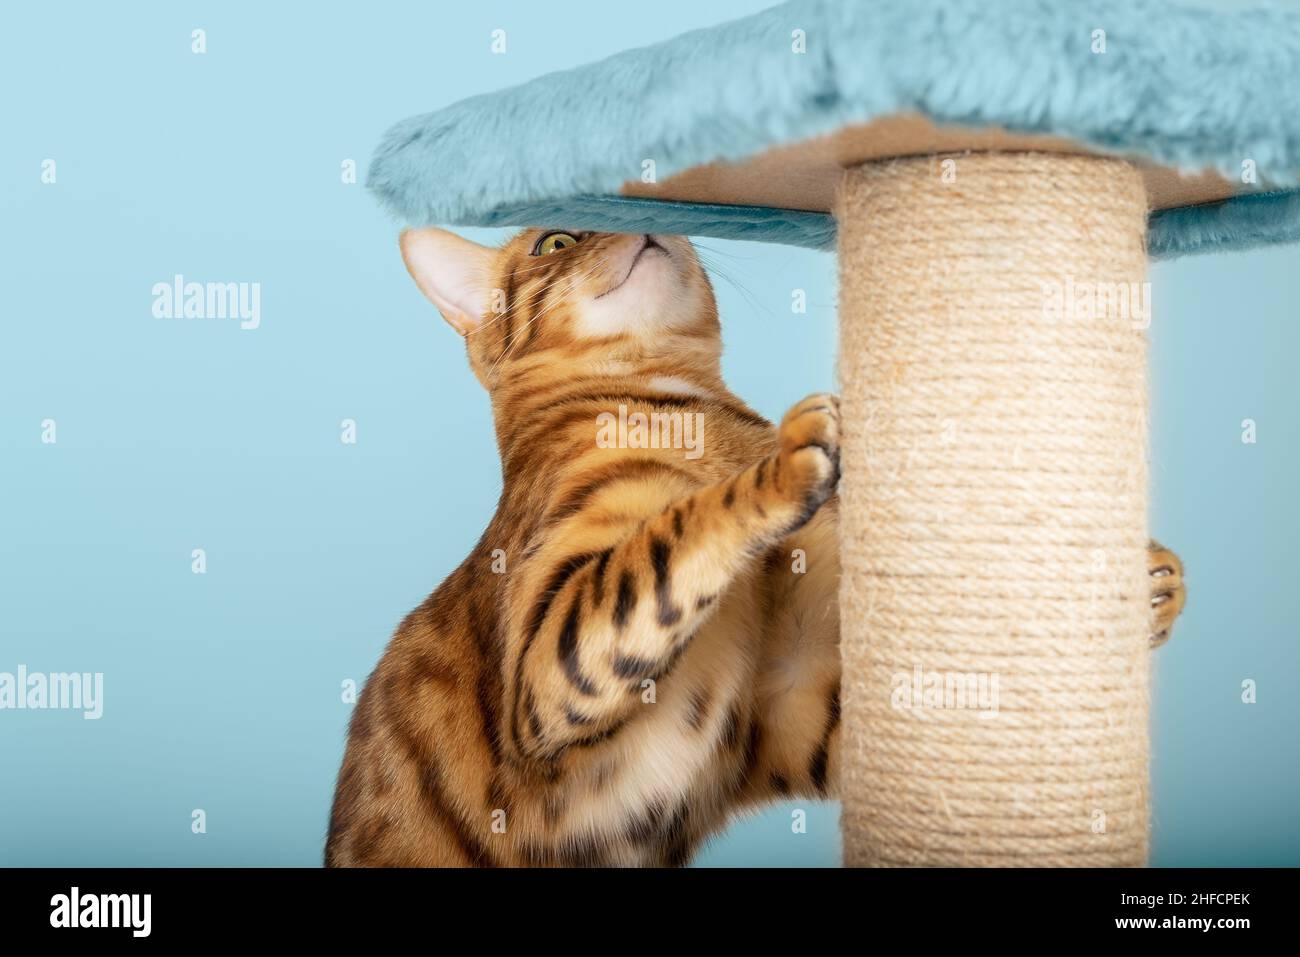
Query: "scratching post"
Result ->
[[836, 153, 1151, 866]]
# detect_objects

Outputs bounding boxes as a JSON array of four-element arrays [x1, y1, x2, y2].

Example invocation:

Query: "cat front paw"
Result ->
[[1148, 541, 1186, 649], [775, 394, 841, 520]]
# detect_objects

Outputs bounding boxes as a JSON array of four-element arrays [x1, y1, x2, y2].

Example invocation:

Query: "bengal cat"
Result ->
[[325, 228, 1187, 867]]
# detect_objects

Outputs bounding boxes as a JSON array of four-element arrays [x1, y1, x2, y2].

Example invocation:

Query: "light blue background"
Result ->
[[1, 1, 1295, 867]]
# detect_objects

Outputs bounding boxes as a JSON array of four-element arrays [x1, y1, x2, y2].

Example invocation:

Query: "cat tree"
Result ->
[[368, 0, 1300, 865]]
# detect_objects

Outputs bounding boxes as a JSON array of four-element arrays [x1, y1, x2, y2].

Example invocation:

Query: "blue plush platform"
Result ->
[[368, 0, 1300, 259]]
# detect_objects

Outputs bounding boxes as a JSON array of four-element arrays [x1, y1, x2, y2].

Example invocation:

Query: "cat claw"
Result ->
[[1148, 542, 1186, 649]]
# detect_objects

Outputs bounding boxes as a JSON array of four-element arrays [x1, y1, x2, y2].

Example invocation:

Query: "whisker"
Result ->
[[694, 251, 774, 321], [474, 258, 603, 334], [506, 266, 599, 341], [486, 263, 603, 377], [692, 240, 758, 263]]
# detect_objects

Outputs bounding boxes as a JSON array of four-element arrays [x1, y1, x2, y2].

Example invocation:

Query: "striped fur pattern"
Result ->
[[325, 229, 1185, 867], [326, 229, 843, 866]]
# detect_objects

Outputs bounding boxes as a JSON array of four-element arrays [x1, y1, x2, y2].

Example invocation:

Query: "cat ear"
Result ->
[[399, 228, 496, 336]]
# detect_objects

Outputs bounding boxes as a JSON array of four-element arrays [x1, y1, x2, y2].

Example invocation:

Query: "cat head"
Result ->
[[400, 228, 719, 388]]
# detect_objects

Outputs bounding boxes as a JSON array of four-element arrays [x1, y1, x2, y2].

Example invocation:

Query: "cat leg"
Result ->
[[727, 507, 845, 805], [506, 394, 841, 762]]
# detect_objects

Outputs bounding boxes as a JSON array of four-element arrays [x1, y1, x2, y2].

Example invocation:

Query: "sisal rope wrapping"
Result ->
[[836, 153, 1151, 867]]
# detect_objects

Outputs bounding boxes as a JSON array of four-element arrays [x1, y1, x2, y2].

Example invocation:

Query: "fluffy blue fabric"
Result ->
[[369, 0, 1300, 259]]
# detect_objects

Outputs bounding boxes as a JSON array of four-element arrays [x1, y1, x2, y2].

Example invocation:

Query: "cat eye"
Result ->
[[532, 231, 581, 256]]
